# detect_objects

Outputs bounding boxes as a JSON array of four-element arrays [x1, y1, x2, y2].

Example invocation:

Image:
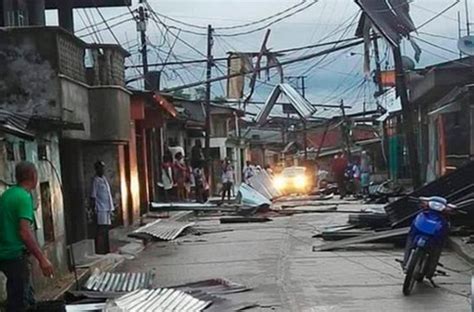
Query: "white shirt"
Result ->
[[91, 176, 114, 225]]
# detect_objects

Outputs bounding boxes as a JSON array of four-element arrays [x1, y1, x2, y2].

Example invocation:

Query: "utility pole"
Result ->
[[340, 99, 351, 159], [301, 76, 308, 160], [137, 0, 149, 87], [372, 34, 384, 96], [287, 75, 308, 160], [393, 46, 421, 188], [204, 25, 214, 168]]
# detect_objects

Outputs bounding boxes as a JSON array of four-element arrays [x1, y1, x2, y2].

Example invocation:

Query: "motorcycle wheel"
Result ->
[[403, 247, 424, 296]]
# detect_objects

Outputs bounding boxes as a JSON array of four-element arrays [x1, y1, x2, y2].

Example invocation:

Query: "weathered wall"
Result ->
[[60, 77, 91, 140], [0, 32, 60, 117], [0, 131, 68, 297], [89, 87, 131, 142]]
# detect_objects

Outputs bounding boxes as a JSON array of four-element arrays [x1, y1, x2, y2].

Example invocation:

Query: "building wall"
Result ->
[[60, 77, 91, 140], [0, 131, 68, 297], [88, 87, 131, 142], [0, 33, 60, 117]]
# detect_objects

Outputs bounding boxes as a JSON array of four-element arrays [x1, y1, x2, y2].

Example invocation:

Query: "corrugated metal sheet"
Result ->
[[65, 302, 106, 311], [384, 161, 474, 228], [84, 270, 154, 292], [248, 170, 282, 200], [130, 219, 195, 241], [113, 288, 212, 312], [256, 83, 316, 126], [172, 278, 251, 295], [0, 109, 33, 138]]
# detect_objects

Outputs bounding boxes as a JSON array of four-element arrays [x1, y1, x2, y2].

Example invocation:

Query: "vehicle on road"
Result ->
[[273, 166, 313, 195], [402, 196, 458, 296]]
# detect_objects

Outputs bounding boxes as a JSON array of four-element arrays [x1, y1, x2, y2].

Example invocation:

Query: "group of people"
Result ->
[[331, 151, 372, 199], [161, 140, 209, 203]]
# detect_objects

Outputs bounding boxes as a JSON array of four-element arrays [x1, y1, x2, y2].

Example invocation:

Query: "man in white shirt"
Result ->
[[90, 161, 115, 254]]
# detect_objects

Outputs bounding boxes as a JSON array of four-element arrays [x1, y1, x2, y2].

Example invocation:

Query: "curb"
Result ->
[[448, 236, 474, 264]]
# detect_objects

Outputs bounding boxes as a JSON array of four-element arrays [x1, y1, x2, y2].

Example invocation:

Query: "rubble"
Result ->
[[313, 227, 409, 252], [384, 161, 474, 228]]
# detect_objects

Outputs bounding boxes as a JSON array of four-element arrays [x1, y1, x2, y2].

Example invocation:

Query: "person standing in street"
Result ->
[[173, 152, 187, 201], [221, 158, 234, 203], [0, 162, 54, 311], [191, 139, 204, 169], [243, 160, 255, 184], [161, 154, 174, 202], [360, 150, 372, 197], [332, 153, 348, 199], [91, 161, 115, 255]]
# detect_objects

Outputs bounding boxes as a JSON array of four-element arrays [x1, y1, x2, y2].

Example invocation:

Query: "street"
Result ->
[[118, 203, 472, 311]]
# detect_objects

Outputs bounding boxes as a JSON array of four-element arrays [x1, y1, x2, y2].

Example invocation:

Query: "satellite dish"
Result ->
[[458, 35, 474, 56], [401, 56, 415, 71]]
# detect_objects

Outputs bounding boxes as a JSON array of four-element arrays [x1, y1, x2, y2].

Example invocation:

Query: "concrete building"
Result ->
[[0, 26, 137, 294], [405, 56, 474, 184]]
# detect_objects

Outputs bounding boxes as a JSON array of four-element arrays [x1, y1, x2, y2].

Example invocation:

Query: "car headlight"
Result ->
[[294, 175, 307, 189], [274, 176, 286, 189]]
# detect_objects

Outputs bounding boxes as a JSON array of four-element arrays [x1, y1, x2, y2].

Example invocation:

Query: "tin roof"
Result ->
[[129, 219, 195, 241]]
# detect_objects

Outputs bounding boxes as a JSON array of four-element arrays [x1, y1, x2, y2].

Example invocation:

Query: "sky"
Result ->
[[45, 0, 470, 117]]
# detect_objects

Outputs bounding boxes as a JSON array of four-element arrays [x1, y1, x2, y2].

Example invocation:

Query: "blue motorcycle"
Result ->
[[402, 196, 458, 296]]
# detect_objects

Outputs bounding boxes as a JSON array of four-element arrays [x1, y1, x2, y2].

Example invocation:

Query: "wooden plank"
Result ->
[[312, 227, 409, 252]]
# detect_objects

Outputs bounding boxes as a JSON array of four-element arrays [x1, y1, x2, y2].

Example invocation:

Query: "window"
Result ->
[[212, 117, 228, 137], [37, 144, 47, 161], [40, 182, 54, 243], [6, 142, 14, 161], [19, 142, 26, 161]]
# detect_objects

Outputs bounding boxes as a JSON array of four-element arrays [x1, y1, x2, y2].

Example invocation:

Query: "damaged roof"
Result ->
[[256, 83, 316, 126], [355, 0, 416, 46]]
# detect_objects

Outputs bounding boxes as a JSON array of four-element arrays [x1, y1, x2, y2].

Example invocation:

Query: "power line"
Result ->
[[125, 36, 362, 68], [162, 38, 365, 92], [75, 11, 130, 33], [416, 0, 460, 29], [149, 0, 316, 31], [214, 1, 321, 37]]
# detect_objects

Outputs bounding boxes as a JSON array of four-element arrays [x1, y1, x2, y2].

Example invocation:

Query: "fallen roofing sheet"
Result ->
[[65, 302, 106, 311], [247, 170, 282, 200], [113, 288, 212, 312], [172, 278, 251, 295], [384, 161, 474, 228], [238, 183, 271, 207], [151, 202, 217, 210], [256, 83, 316, 125], [129, 219, 195, 241], [220, 217, 272, 224], [84, 269, 154, 292], [313, 227, 409, 252]]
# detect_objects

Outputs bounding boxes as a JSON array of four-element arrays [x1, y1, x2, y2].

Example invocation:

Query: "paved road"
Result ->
[[118, 203, 472, 311]]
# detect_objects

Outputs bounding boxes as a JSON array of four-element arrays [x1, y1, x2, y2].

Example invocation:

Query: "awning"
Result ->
[[0, 110, 34, 139]]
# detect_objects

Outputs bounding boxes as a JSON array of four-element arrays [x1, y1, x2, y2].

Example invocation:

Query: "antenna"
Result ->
[[458, 35, 474, 56]]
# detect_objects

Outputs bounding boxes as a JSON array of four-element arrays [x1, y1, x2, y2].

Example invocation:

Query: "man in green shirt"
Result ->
[[0, 162, 53, 311]]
